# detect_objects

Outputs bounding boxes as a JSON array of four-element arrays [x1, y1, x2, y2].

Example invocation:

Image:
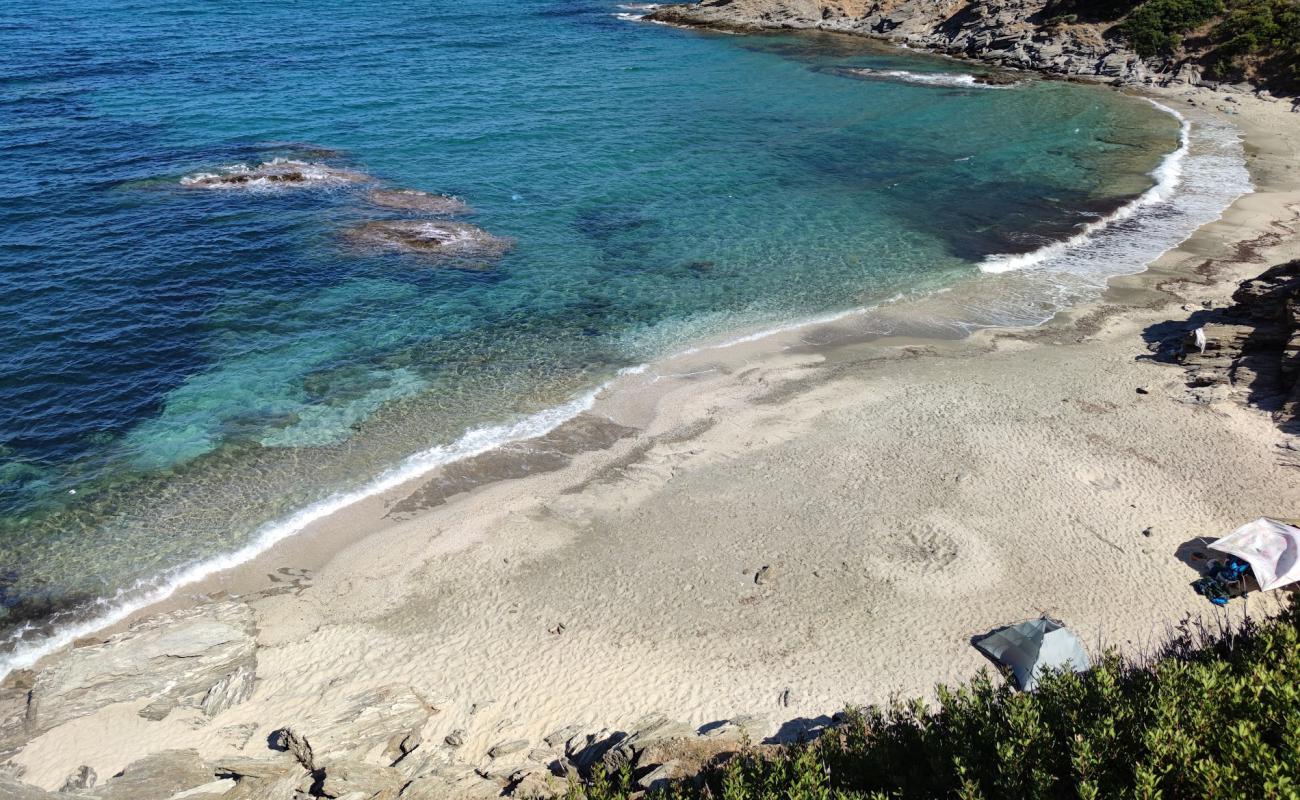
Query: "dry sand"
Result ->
[[8, 86, 1300, 791]]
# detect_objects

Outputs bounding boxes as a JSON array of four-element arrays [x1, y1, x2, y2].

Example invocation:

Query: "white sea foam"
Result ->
[[979, 100, 1250, 279], [180, 158, 367, 191], [0, 386, 609, 679], [845, 68, 1012, 89]]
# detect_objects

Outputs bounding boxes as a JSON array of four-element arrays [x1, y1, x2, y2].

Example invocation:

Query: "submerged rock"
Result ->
[[180, 158, 370, 189], [344, 220, 513, 266], [367, 189, 471, 216]]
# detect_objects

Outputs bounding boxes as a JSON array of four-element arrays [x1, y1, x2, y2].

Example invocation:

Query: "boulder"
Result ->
[[507, 769, 561, 799], [59, 765, 96, 792], [637, 760, 686, 793]]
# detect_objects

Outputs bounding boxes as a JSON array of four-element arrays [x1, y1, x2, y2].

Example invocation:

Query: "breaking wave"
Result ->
[[979, 100, 1250, 279]]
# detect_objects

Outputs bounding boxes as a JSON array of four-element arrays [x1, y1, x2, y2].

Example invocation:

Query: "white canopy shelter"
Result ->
[[1208, 517, 1300, 591]]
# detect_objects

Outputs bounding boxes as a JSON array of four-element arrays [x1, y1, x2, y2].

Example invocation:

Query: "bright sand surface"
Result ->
[[9, 86, 1300, 789]]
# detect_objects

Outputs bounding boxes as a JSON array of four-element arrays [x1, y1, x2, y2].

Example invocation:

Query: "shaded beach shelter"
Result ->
[[1208, 517, 1300, 591], [972, 617, 1090, 691]]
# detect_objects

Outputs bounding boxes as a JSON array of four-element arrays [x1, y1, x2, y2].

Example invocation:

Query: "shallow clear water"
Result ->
[[0, 0, 1199, 657]]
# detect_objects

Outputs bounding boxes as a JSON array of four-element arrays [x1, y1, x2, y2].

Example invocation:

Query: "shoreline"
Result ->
[[0, 78, 1239, 681], [3, 69, 1300, 800]]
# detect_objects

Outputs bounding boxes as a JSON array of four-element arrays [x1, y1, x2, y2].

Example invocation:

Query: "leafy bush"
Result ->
[[1042, 0, 1144, 23], [1120, 0, 1226, 56], [1209, 0, 1300, 86], [567, 598, 1300, 799]]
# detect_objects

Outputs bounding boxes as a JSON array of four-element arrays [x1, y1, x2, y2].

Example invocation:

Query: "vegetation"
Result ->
[[1120, 0, 1225, 57], [567, 598, 1300, 799], [1207, 0, 1300, 84], [1041, 0, 1299, 88]]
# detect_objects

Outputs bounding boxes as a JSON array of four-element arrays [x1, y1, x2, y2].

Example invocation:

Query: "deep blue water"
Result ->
[[0, 0, 1188, 661]]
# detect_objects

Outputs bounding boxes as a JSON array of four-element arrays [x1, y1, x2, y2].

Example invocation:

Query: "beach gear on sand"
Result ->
[[1193, 555, 1251, 606], [971, 617, 1090, 691], [1207, 517, 1300, 592]]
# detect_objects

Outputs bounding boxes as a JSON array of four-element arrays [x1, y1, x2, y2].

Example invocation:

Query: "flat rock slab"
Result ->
[[20, 602, 256, 739], [87, 749, 214, 800]]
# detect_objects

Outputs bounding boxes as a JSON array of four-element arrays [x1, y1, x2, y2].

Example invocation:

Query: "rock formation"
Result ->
[[343, 220, 514, 265], [181, 159, 371, 189], [647, 0, 1229, 88], [0, 602, 257, 758], [1149, 260, 1300, 429], [367, 189, 472, 216]]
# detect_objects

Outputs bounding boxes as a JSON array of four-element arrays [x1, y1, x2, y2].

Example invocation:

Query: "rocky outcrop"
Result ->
[[0, 602, 257, 756], [181, 159, 371, 189], [647, 0, 1219, 88], [1148, 261, 1300, 430], [366, 189, 471, 216], [342, 220, 514, 265]]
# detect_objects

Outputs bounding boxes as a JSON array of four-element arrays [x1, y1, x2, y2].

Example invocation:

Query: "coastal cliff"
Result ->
[[647, 0, 1297, 91]]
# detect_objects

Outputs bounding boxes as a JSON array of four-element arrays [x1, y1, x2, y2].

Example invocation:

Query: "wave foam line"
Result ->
[[846, 68, 1010, 89], [980, 99, 1191, 274], [0, 385, 614, 679]]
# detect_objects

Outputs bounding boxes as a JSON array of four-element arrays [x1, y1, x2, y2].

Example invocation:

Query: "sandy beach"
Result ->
[[3, 83, 1299, 797]]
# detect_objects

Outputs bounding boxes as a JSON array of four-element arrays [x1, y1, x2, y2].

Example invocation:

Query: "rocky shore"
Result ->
[[0, 603, 763, 798], [646, 0, 1287, 93]]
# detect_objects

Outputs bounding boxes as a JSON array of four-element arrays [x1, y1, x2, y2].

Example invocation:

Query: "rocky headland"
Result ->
[[646, 0, 1295, 94]]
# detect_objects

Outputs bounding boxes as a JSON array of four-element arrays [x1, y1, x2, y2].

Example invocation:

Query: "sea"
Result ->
[[0, 0, 1251, 674]]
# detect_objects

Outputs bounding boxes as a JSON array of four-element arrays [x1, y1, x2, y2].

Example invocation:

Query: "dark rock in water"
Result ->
[[367, 188, 471, 216], [181, 158, 370, 189], [344, 220, 513, 266]]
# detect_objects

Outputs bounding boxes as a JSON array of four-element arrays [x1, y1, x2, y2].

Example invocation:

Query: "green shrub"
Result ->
[[567, 597, 1300, 799], [1120, 0, 1225, 56], [1209, 0, 1300, 86]]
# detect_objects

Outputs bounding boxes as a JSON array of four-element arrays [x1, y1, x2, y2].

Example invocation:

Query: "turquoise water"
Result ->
[[0, 0, 1187, 660]]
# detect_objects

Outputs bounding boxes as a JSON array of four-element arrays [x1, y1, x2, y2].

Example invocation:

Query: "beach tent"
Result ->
[[972, 617, 1090, 691], [1208, 517, 1300, 591]]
